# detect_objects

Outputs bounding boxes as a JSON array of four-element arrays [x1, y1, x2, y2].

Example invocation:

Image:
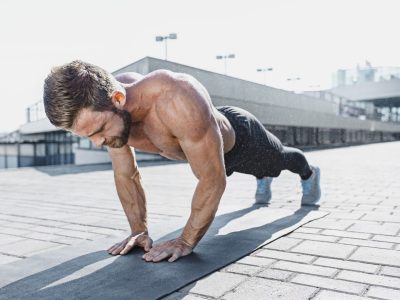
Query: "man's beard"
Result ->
[[106, 109, 132, 148]]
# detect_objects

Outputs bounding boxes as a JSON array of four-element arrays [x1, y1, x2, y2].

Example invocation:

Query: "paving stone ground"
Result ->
[[0, 141, 399, 299]]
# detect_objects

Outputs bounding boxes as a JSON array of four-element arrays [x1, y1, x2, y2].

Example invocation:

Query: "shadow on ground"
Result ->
[[0, 205, 324, 300]]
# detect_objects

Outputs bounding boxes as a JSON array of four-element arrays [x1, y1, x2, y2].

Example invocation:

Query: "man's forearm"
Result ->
[[180, 177, 226, 247], [114, 170, 148, 233]]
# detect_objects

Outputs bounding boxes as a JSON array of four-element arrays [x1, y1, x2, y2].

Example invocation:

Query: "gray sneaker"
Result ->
[[255, 177, 273, 204], [301, 166, 321, 206]]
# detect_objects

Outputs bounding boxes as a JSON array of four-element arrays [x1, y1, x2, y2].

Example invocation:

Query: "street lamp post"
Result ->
[[256, 67, 273, 85], [155, 33, 177, 60], [287, 77, 301, 92], [216, 54, 235, 75]]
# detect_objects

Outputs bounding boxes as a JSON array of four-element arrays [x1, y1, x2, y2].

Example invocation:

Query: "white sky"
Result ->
[[1, 0, 400, 132]]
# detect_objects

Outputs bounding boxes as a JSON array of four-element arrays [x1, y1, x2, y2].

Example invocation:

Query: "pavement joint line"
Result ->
[[0, 232, 72, 246], [0, 212, 128, 231], [360, 284, 371, 297], [308, 288, 326, 300], [0, 221, 119, 236], [348, 257, 400, 268], [376, 265, 384, 276], [0, 191, 118, 203], [344, 222, 356, 231], [285, 271, 299, 283], [1, 198, 184, 218], [335, 239, 395, 250], [0, 202, 127, 219], [0, 230, 93, 241], [289, 232, 342, 243], [0, 251, 26, 259], [335, 272, 400, 291], [288, 275, 367, 296]]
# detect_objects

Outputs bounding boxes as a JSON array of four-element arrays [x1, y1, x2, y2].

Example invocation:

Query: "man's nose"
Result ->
[[90, 136, 105, 147]]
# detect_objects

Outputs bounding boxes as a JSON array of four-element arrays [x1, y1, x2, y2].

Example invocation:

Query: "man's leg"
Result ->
[[281, 146, 321, 205]]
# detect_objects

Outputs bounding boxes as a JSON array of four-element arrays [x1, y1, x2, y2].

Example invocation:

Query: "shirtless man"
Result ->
[[43, 60, 321, 263]]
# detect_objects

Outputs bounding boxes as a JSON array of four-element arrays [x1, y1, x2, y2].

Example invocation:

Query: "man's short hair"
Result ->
[[43, 60, 116, 129]]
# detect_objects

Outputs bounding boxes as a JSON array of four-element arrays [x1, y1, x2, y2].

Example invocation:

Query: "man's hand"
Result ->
[[107, 232, 153, 255], [142, 238, 192, 263]]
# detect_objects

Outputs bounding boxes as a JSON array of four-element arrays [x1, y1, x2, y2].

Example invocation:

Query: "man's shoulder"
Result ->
[[114, 72, 144, 84]]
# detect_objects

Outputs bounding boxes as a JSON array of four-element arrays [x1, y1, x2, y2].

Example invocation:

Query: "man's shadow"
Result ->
[[0, 205, 322, 300]]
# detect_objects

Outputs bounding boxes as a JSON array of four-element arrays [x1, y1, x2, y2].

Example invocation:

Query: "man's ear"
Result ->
[[111, 91, 126, 109]]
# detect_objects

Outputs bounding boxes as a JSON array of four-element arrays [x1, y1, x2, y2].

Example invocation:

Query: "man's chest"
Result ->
[[128, 120, 186, 160]]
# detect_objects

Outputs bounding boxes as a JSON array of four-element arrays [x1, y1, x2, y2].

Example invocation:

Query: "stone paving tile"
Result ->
[[293, 227, 321, 234], [0, 227, 31, 236], [380, 266, 400, 277], [236, 256, 276, 267], [0, 234, 25, 246], [290, 240, 357, 259], [348, 221, 400, 236], [0, 239, 62, 257], [304, 219, 355, 231], [23, 232, 64, 243], [372, 234, 400, 244], [325, 212, 366, 220], [337, 237, 394, 249], [289, 232, 339, 242], [366, 286, 400, 300], [361, 212, 400, 223], [187, 272, 247, 298], [223, 263, 262, 276], [313, 257, 379, 274], [222, 278, 317, 300], [262, 237, 302, 251], [256, 249, 315, 264], [320, 229, 371, 240], [313, 290, 368, 300], [290, 274, 367, 294], [54, 230, 104, 240], [257, 269, 293, 281], [27, 225, 64, 234], [337, 270, 400, 289], [0, 254, 22, 265], [349, 247, 400, 267], [273, 260, 337, 277]]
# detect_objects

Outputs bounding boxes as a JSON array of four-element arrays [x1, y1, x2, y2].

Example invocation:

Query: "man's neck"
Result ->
[[124, 85, 150, 123]]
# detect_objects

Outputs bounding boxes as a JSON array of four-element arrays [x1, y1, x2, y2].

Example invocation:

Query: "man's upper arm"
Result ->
[[107, 145, 138, 178], [158, 77, 226, 181]]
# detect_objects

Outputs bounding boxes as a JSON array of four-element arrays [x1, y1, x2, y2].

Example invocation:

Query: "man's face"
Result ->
[[71, 107, 132, 148]]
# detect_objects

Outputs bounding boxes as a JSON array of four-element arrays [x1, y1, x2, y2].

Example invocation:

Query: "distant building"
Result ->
[[332, 61, 400, 87]]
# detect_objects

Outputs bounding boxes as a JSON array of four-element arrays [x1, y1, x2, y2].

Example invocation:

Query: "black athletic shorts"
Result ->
[[217, 106, 285, 178]]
